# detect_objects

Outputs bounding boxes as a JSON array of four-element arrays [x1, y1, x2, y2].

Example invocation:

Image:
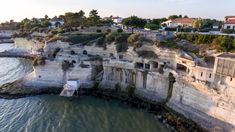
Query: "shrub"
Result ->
[[158, 39, 178, 49], [105, 32, 117, 43], [116, 42, 128, 52], [220, 36, 234, 52], [128, 33, 143, 44], [181, 28, 192, 32], [144, 23, 160, 30], [198, 28, 210, 32], [96, 37, 105, 47], [117, 28, 123, 33], [51, 30, 58, 35], [165, 27, 177, 31], [62, 33, 104, 44], [115, 33, 129, 43], [115, 83, 121, 94], [106, 29, 111, 33], [137, 51, 158, 58], [96, 29, 102, 33], [12, 32, 18, 38], [221, 29, 234, 34], [126, 84, 136, 97]]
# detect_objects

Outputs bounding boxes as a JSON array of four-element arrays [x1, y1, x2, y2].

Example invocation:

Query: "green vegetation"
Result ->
[[115, 83, 121, 95], [96, 37, 106, 49], [126, 84, 136, 97], [128, 33, 143, 44], [63, 10, 86, 29], [156, 39, 178, 49], [144, 23, 160, 30], [33, 57, 46, 66], [221, 29, 235, 34], [122, 16, 147, 33], [105, 31, 131, 52], [87, 10, 101, 26], [62, 33, 104, 44], [176, 33, 235, 52], [192, 19, 222, 31], [168, 14, 188, 20]]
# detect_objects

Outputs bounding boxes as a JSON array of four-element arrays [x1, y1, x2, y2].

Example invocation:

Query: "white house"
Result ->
[[223, 16, 235, 30], [49, 18, 64, 28], [162, 18, 195, 28], [112, 16, 123, 24]]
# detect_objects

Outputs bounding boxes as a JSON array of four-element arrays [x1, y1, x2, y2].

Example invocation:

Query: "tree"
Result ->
[[122, 16, 147, 33], [168, 15, 179, 20], [64, 10, 87, 28], [20, 18, 31, 31], [42, 20, 51, 27], [87, 9, 100, 26], [44, 15, 49, 20], [192, 20, 201, 29], [58, 15, 65, 20]]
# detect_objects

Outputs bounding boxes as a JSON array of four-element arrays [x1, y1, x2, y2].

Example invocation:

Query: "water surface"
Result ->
[[0, 43, 32, 85], [0, 96, 170, 132]]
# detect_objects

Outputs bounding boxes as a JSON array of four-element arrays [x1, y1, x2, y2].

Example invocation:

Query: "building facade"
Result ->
[[223, 16, 235, 30]]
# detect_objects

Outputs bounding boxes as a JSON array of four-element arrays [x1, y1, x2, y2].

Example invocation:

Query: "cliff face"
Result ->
[[100, 64, 170, 102], [101, 61, 235, 131], [168, 79, 235, 131], [22, 60, 64, 88]]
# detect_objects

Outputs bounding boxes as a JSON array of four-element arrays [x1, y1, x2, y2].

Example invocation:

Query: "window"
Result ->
[[83, 50, 88, 55], [136, 63, 144, 69], [145, 64, 150, 69], [231, 78, 233, 82], [209, 73, 212, 78], [227, 26, 231, 29], [201, 72, 203, 77], [233, 26, 235, 29]]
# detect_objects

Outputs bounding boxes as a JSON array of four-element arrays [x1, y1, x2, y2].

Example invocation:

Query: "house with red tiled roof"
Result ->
[[162, 18, 196, 28], [173, 18, 195, 27], [223, 16, 235, 30]]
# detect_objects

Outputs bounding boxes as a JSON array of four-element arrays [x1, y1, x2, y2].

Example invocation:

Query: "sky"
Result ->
[[0, 0, 235, 22]]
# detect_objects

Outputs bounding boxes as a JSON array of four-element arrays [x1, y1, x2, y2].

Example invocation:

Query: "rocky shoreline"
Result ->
[[0, 81, 207, 132]]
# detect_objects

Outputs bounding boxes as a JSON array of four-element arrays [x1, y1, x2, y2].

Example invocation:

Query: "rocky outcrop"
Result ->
[[167, 78, 235, 131]]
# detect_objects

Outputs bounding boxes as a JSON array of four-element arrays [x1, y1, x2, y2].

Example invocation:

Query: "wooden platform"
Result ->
[[60, 80, 80, 97]]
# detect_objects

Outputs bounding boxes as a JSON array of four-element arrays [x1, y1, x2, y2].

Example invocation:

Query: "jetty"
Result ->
[[60, 80, 80, 97]]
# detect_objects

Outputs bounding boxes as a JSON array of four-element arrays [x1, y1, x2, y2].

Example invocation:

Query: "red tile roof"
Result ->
[[224, 20, 235, 24], [173, 18, 195, 24], [225, 16, 235, 18]]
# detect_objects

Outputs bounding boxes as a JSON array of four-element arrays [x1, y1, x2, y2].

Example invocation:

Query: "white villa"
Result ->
[[223, 16, 235, 30], [162, 18, 195, 28], [49, 18, 64, 28], [112, 16, 123, 24]]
